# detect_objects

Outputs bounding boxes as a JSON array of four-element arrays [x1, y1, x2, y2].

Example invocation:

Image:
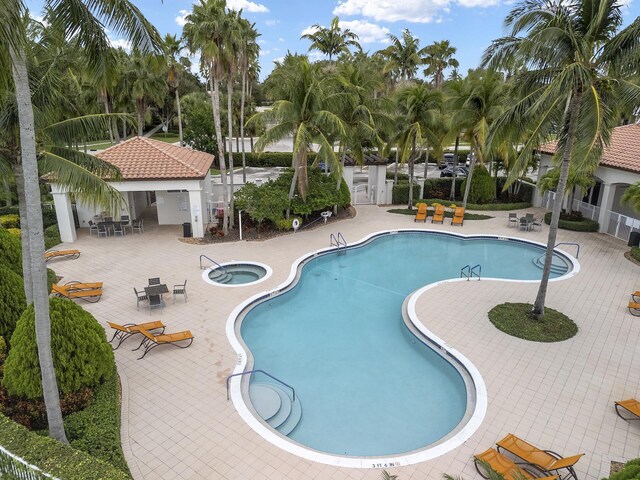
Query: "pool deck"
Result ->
[[51, 205, 640, 480]]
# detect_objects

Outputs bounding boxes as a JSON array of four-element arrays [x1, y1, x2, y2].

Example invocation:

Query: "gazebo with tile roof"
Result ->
[[535, 123, 640, 241], [51, 137, 215, 242]]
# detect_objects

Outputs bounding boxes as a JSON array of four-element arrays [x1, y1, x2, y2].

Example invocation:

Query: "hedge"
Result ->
[[0, 207, 58, 229], [423, 178, 464, 200], [543, 212, 599, 231], [0, 414, 130, 480], [0, 227, 22, 275], [238, 152, 316, 168], [461, 165, 495, 204], [392, 182, 422, 204], [0, 263, 26, 344], [418, 199, 532, 211], [0, 214, 19, 229], [44, 225, 61, 250], [604, 458, 640, 480]]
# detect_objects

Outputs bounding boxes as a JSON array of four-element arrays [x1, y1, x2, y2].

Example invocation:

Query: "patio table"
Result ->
[[145, 284, 169, 297]]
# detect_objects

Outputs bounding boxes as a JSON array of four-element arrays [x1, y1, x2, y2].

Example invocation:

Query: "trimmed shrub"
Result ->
[[423, 178, 464, 200], [631, 247, 640, 263], [0, 414, 130, 480], [0, 226, 22, 275], [604, 458, 640, 480], [392, 182, 422, 204], [47, 268, 57, 292], [8, 227, 20, 237], [543, 212, 599, 231], [44, 224, 61, 249], [242, 152, 315, 168], [0, 214, 20, 228], [0, 206, 19, 216], [461, 165, 495, 204], [419, 198, 532, 211], [3, 298, 114, 399], [42, 209, 58, 229], [0, 263, 27, 344], [386, 171, 409, 181]]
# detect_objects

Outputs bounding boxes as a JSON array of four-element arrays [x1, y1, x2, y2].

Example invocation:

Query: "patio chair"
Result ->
[[120, 215, 132, 234], [107, 320, 165, 350], [628, 301, 640, 316], [631, 291, 640, 302], [44, 249, 81, 262], [531, 216, 544, 231], [134, 287, 148, 310], [148, 277, 161, 286], [133, 329, 194, 359], [496, 433, 584, 480], [97, 223, 109, 237], [519, 216, 530, 231], [414, 203, 428, 222], [615, 399, 640, 421], [132, 219, 144, 234], [451, 207, 465, 226], [51, 284, 103, 303], [148, 294, 164, 314], [88, 220, 99, 236], [432, 204, 445, 224], [113, 222, 125, 237], [508, 212, 518, 227], [474, 448, 558, 480], [173, 280, 187, 304]]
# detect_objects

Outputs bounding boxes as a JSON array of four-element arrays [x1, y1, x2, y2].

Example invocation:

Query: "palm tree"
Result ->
[[483, 0, 640, 318], [249, 55, 345, 207], [300, 16, 360, 67], [124, 51, 167, 137], [238, 18, 259, 183], [377, 29, 424, 83], [164, 34, 186, 146], [422, 40, 459, 89], [183, 0, 231, 235], [3, 0, 161, 443]]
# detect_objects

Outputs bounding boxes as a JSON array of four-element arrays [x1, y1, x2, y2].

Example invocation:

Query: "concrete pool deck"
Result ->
[[50, 205, 640, 479]]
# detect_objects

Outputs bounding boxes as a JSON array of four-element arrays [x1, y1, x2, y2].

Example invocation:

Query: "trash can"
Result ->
[[182, 222, 192, 238], [628, 231, 640, 247]]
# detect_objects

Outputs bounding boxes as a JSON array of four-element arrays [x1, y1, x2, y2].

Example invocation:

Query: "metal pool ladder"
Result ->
[[330, 232, 347, 255], [460, 264, 481, 281], [199, 254, 227, 272]]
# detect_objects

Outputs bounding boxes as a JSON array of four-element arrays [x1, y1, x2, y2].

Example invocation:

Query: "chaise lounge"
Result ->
[[133, 329, 194, 359], [45, 249, 81, 262], [51, 282, 103, 303], [107, 321, 166, 349], [414, 203, 428, 222], [615, 398, 640, 421], [474, 448, 558, 480], [432, 204, 445, 224], [496, 433, 584, 480], [451, 207, 465, 226], [628, 301, 640, 316]]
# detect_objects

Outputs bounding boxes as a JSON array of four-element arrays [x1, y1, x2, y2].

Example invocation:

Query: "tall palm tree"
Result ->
[[483, 0, 640, 318], [124, 51, 167, 137], [238, 18, 259, 183], [183, 0, 231, 235], [3, 0, 161, 442], [377, 29, 424, 83], [164, 34, 185, 146], [422, 40, 459, 89], [300, 16, 360, 67]]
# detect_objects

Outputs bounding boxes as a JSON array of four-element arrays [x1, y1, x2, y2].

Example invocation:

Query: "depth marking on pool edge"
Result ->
[[237, 354, 243, 365]]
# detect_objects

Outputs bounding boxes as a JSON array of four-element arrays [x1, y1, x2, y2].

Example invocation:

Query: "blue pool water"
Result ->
[[239, 232, 570, 457]]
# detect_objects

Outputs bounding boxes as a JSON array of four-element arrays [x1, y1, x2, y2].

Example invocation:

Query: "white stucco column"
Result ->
[[52, 191, 77, 243], [375, 166, 387, 205], [188, 189, 204, 238], [597, 182, 614, 233], [342, 166, 354, 197]]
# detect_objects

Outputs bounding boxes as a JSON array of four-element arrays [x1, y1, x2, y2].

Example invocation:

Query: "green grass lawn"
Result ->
[[149, 133, 180, 143], [488, 302, 578, 342]]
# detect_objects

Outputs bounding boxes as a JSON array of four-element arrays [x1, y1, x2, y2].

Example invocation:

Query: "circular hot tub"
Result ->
[[202, 261, 272, 287]]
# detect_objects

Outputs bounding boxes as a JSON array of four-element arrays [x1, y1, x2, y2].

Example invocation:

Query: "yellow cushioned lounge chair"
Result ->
[[632, 291, 640, 302], [628, 301, 640, 316], [414, 203, 428, 222], [133, 329, 194, 359], [432, 204, 445, 224], [44, 249, 80, 262], [474, 448, 558, 480], [496, 433, 584, 480], [64, 281, 103, 291], [107, 321, 166, 350], [615, 399, 640, 421], [51, 283, 103, 303], [451, 207, 465, 226]]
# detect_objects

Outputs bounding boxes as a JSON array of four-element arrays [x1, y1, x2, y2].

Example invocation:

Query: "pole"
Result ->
[[239, 210, 243, 241]]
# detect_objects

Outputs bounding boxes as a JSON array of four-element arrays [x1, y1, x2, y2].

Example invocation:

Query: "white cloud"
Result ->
[[258, 39, 267, 44], [456, 0, 500, 7], [109, 38, 132, 51], [340, 19, 391, 43], [300, 25, 319, 36], [618, 0, 633, 8], [333, 0, 490, 23], [265, 19, 280, 26], [278, 37, 285, 42], [272, 56, 285, 64], [260, 49, 271, 56], [226, 0, 269, 13], [175, 10, 189, 27]]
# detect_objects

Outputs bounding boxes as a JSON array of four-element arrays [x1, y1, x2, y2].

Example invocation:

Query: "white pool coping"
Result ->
[[202, 261, 273, 288], [225, 229, 580, 468]]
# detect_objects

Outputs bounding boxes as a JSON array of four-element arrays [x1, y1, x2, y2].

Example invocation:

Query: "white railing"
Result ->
[[0, 445, 58, 480], [352, 184, 369, 205], [542, 190, 557, 211], [607, 211, 640, 242], [571, 199, 600, 220]]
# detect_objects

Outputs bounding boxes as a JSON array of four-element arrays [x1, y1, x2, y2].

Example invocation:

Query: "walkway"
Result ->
[[50, 206, 640, 480]]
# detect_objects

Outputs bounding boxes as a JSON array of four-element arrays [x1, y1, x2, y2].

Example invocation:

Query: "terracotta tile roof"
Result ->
[[538, 124, 640, 173], [96, 137, 214, 181]]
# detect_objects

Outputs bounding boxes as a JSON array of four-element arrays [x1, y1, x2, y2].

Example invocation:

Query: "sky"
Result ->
[[27, 0, 640, 81]]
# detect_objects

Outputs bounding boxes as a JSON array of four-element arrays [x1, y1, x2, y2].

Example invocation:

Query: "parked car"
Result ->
[[440, 166, 468, 178], [439, 153, 456, 169]]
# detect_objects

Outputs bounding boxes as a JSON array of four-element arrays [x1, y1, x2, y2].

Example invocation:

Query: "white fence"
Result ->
[[607, 211, 640, 242], [0, 446, 57, 480], [572, 199, 600, 220]]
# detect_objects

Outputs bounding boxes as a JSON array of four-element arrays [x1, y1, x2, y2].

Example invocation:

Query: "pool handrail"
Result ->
[[226, 369, 296, 402], [555, 242, 580, 258], [199, 255, 227, 274], [471, 264, 481, 280]]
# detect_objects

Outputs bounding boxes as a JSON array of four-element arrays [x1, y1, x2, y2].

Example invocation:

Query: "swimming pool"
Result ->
[[227, 230, 578, 467]]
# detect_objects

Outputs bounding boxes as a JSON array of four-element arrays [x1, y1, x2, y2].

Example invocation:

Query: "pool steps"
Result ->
[[531, 255, 568, 274], [250, 382, 302, 436]]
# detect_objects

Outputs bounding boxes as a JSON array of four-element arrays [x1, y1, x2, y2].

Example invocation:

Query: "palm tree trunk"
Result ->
[[210, 71, 229, 235], [532, 88, 583, 319], [295, 149, 308, 201], [240, 70, 247, 183], [462, 146, 477, 209], [122, 117, 127, 141], [227, 78, 235, 228], [137, 103, 144, 137], [175, 89, 183, 147], [424, 147, 430, 179], [103, 99, 114, 144], [394, 149, 399, 183], [408, 138, 416, 209], [10, 46, 68, 444], [13, 163, 32, 303], [450, 136, 459, 201]]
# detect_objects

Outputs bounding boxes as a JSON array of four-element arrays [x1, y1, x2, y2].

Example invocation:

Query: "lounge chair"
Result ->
[[44, 249, 81, 262], [64, 281, 103, 291], [508, 212, 518, 227], [51, 284, 103, 303], [451, 207, 465, 226], [496, 433, 584, 480], [628, 302, 640, 316], [173, 280, 187, 304], [615, 399, 640, 421], [432, 204, 445, 224], [133, 329, 194, 359], [107, 321, 165, 350], [631, 291, 640, 302], [414, 203, 428, 222], [474, 448, 558, 480]]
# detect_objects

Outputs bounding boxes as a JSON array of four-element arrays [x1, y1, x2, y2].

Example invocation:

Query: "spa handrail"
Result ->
[[226, 369, 296, 402], [199, 254, 227, 273]]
